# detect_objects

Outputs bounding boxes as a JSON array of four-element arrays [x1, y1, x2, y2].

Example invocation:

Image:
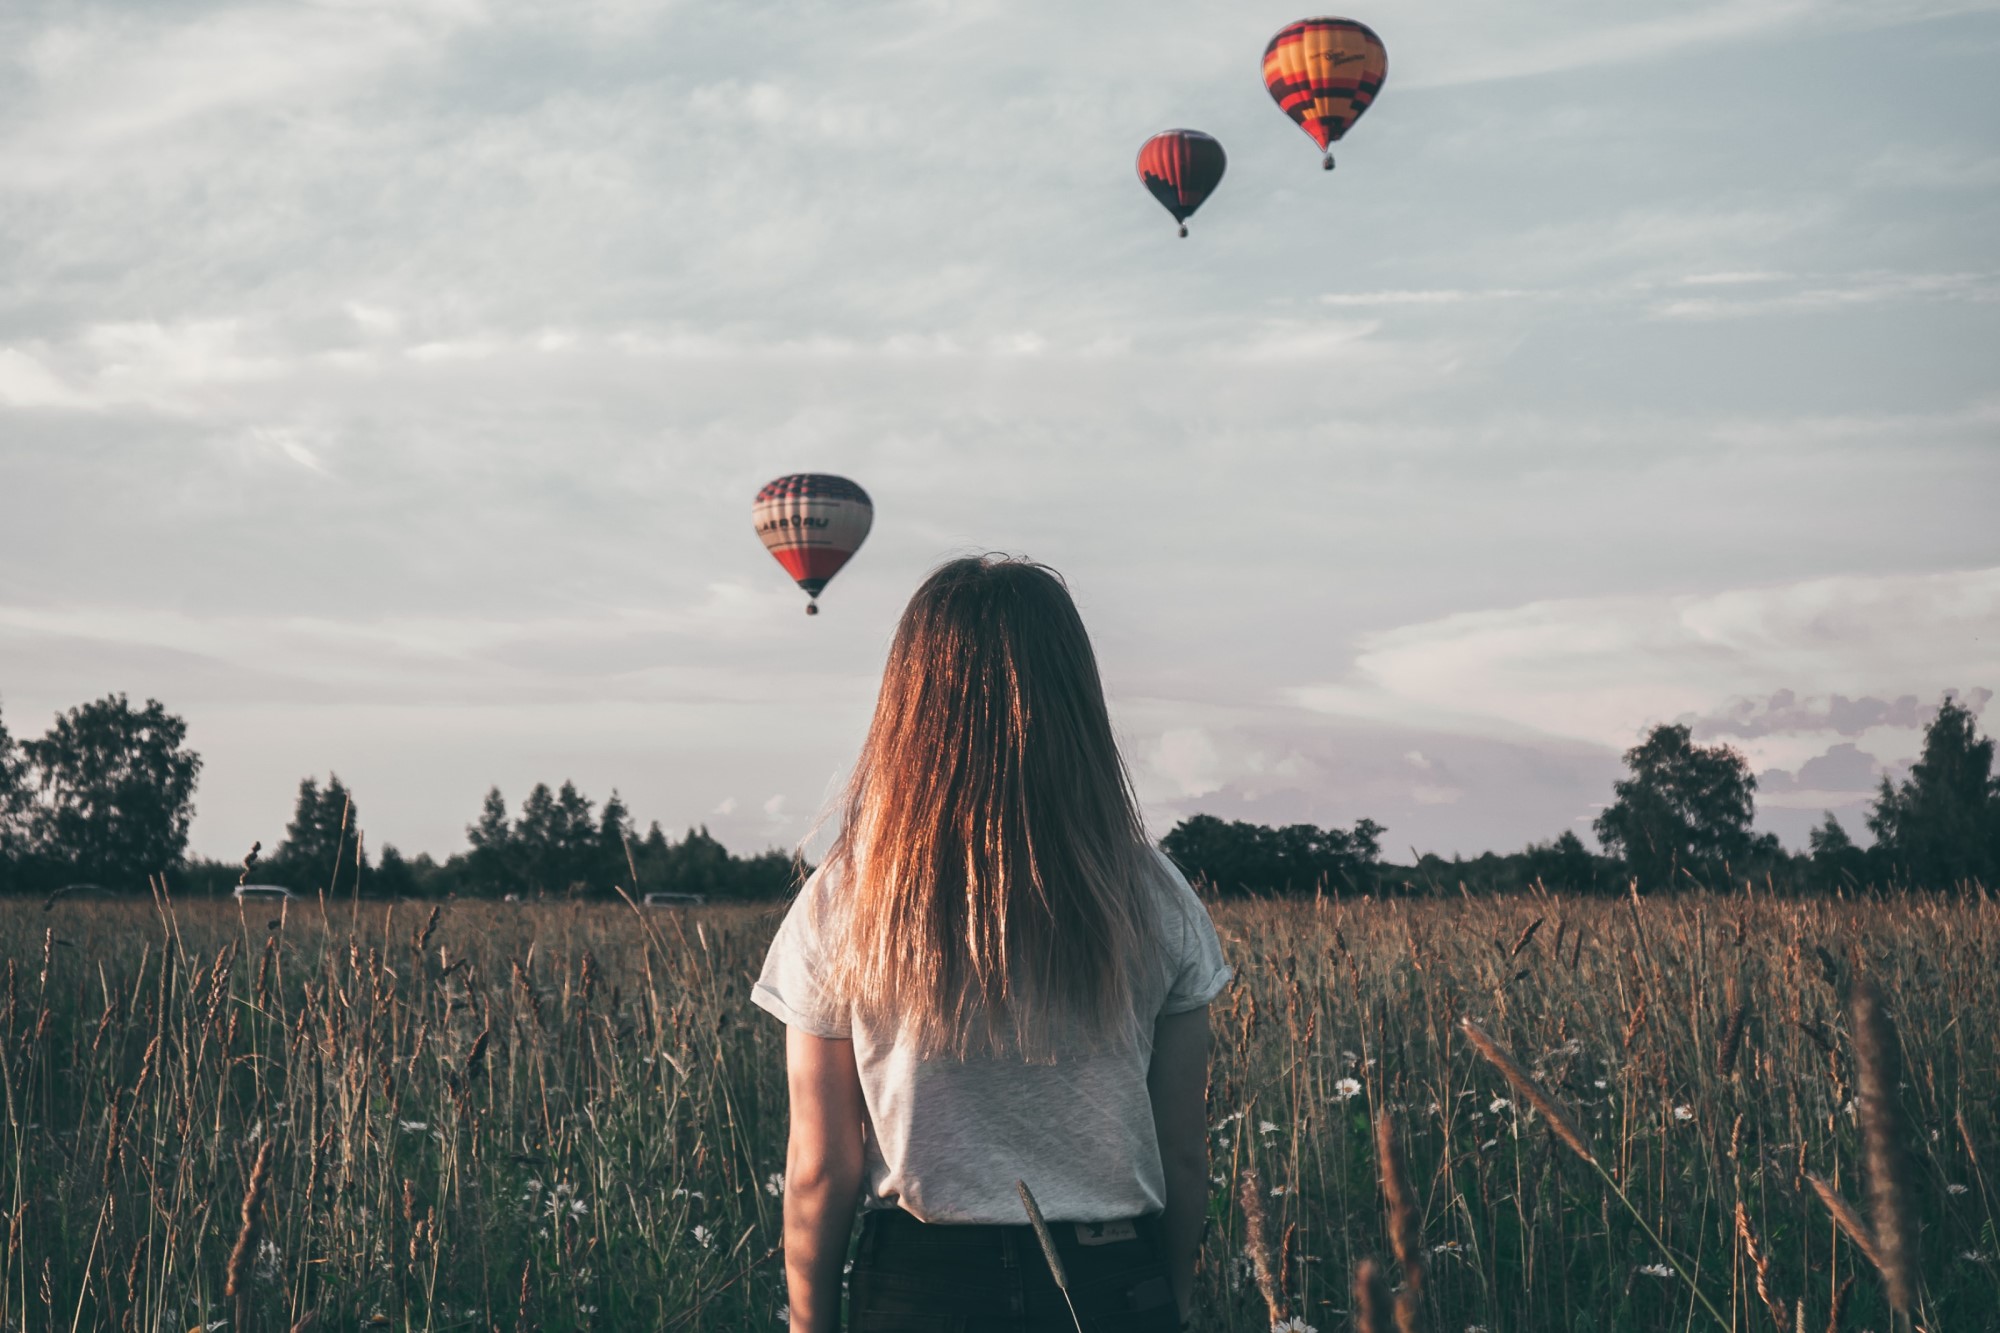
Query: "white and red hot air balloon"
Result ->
[[752, 474, 873, 615]]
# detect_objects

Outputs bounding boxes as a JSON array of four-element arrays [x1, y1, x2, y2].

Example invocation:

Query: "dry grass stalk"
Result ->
[[1718, 999, 1749, 1078], [1352, 1256, 1392, 1333], [1825, 1273, 1854, 1333], [1735, 1200, 1787, 1331], [1374, 1108, 1425, 1333], [225, 1139, 276, 1300], [1805, 1173, 1881, 1271], [1458, 1018, 1597, 1165], [1238, 1168, 1284, 1327], [1508, 916, 1544, 960], [1016, 1179, 1085, 1333], [1623, 992, 1649, 1051], [1850, 976, 1917, 1315]]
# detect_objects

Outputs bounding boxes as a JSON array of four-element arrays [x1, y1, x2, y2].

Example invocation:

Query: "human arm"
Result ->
[[1148, 1006, 1211, 1322], [782, 1027, 867, 1333]]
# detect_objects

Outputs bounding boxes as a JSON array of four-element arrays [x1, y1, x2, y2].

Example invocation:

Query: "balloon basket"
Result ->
[[805, 603, 819, 616], [1178, 224, 1188, 238]]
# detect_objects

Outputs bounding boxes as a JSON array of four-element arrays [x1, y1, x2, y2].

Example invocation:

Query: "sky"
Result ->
[[2, 0, 1997, 865]]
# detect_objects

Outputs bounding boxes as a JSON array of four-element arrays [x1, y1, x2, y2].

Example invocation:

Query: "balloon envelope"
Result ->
[[1137, 129, 1227, 230], [753, 474, 873, 611], [1263, 18, 1386, 156]]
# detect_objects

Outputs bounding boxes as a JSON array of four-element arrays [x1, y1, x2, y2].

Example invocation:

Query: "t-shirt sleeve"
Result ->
[[751, 870, 852, 1039], [1155, 851, 1232, 1015]]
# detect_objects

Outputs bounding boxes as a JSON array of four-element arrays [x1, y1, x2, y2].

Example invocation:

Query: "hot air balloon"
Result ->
[[752, 474, 873, 615], [1262, 18, 1386, 170], [1137, 129, 1227, 238]]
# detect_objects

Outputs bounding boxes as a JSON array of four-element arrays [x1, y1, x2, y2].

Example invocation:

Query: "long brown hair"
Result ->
[[822, 556, 1160, 1062]]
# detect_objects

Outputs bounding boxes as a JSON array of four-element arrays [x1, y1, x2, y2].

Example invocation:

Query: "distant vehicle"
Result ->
[[643, 892, 707, 907], [43, 883, 121, 908], [233, 884, 295, 902]]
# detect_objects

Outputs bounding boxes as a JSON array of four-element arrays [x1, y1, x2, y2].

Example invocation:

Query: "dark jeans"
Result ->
[[847, 1207, 1180, 1333]]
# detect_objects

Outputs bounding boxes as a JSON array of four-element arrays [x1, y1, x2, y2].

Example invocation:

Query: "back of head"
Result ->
[[825, 556, 1158, 1061]]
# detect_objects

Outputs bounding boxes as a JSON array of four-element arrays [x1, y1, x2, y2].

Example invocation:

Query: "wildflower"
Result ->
[[1947, 1183, 1969, 1195], [1639, 1263, 1673, 1278], [1269, 1184, 1289, 1196], [1593, 1079, 1608, 1089], [1479, 1138, 1498, 1151], [1489, 1097, 1511, 1113], [398, 1119, 429, 1133], [1671, 1105, 1694, 1122], [1272, 1318, 1318, 1333], [692, 1224, 713, 1248], [1333, 1077, 1362, 1101], [254, 1238, 281, 1283], [766, 1172, 786, 1197], [1259, 1120, 1280, 1135]]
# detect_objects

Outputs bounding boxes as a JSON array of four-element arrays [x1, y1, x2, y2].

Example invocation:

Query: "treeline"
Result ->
[[4, 689, 1997, 900], [1159, 695, 2000, 896], [179, 776, 798, 902], [0, 695, 792, 900]]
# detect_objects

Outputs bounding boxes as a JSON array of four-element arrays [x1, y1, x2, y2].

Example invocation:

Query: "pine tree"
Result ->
[[1867, 695, 2000, 887]]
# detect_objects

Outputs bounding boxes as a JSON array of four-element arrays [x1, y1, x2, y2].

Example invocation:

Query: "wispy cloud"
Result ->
[[1653, 271, 2000, 319]]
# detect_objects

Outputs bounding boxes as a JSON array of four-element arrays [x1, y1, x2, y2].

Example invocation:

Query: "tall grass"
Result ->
[[3, 885, 1996, 1331]]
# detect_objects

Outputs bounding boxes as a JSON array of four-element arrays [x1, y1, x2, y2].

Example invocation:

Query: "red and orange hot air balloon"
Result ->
[[1262, 18, 1387, 171], [1136, 129, 1227, 237], [752, 473, 873, 615]]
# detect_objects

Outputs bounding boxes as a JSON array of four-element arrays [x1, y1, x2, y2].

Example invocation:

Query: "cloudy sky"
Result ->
[[3, 0, 1996, 864]]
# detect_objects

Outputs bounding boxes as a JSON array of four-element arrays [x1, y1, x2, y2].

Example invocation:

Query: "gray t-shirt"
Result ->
[[752, 848, 1232, 1224]]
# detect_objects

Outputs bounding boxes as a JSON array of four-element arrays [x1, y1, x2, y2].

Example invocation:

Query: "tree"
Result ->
[[0, 700, 27, 857], [1593, 723, 1757, 888], [1523, 829, 1607, 894], [272, 774, 367, 893], [21, 694, 202, 885], [1160, 814, 1384, 896], [598, 791, 633, 889], [513, 781, 597, 894], [1809, 813, 1868, 885], [1867, 695, 2000, 887], [465, 787, 517, 894]]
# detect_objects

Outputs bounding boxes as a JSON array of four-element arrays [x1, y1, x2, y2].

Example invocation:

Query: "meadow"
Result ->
[[2, 886, 1994, 1332]]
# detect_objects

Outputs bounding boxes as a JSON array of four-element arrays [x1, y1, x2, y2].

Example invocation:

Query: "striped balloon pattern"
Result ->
[[752, 474, 874, 614], [1136, 129, 1228, 237], [1262, 17, 1387, 168]]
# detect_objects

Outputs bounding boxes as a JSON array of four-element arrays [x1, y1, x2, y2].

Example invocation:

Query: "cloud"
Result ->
[[1406, 0, 2000, 89], [1693, 687, 1990, 739], [0, 348, 92, 409], [1293, 568, 2000, 752], [1652, 271, 2000, 320], [1759, 741, 1885, 796]]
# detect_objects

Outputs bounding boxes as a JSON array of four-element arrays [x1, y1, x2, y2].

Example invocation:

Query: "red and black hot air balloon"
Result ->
[[752, 473, 873, 615], [1137, 130, 1227, 237], [1262, 18, 1387, 170]]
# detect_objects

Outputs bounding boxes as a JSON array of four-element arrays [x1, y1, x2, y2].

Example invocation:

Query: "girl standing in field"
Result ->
[[753, 556, 1231, 1332]]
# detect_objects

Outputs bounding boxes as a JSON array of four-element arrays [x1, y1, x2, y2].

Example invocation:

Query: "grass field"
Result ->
[[2, 887, 1995, 1332]]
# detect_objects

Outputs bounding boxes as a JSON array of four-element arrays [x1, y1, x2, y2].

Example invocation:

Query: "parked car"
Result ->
[[43, 883, 123, 907], [233, 884, 296, 902], [643, 892, 706, 907]]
